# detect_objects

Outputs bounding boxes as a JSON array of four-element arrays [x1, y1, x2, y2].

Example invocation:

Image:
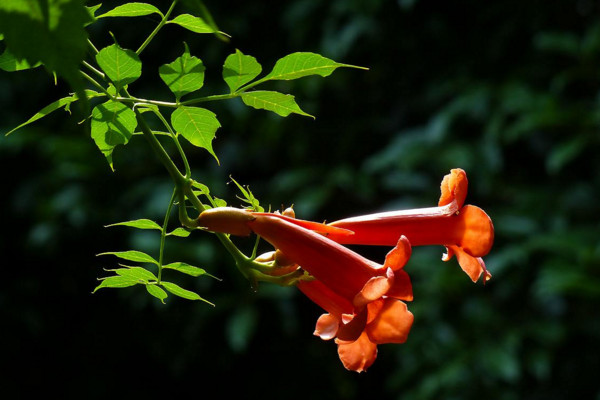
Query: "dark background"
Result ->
[[2, 1, 599, 398]]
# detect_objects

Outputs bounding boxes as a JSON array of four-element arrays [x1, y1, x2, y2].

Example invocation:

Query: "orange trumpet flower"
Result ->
[[197, 207, 414, 372], [327, 169, 494, 283]]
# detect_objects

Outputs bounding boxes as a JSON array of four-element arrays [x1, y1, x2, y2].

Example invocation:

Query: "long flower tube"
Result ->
[[197, 207, 414, 372], [327, 168, 494, 283]]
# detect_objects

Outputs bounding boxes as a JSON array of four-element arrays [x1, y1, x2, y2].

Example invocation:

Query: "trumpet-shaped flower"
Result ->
[[197, 207, 414, 372], [327, 169, 494, 283]]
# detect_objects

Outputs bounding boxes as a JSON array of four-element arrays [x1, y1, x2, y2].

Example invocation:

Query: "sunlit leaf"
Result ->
[[86, 4, 103, 19], [167, 14, 216, 34], [105, 219, 162, 230], [241, 91, 313, 118], [163, 262, 218, 279], [95, 44, 142, 90], [0, 0, 92, 97], [160, 281, 214, 305], [98, 250, 158, 265], [171, 106, 220, 163], [93, 275, 139, 292], [166, 227, 192, 237], [262, 52, 366, 82], [90, 100, 137, 170], [114, 266, 158, 282], [146, 284, 168, 303], [229, 176, 264, 212], [0, 48, 41, 71], [7, 95, 76, 136], [159, 43, 205, 99], [192, 181, 210, 195], [223, 49, 262, 92], [97, 2, 163, 18]]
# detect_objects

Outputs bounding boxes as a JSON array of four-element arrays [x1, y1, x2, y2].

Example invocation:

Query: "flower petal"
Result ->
[[336, 331, 378, 373], [353, 268, 394, 308], [386, 269, 413, 301], [444, 245, 492, 283], [438, 168, 468, 209], [336, 308, 368, 342], [366, 299, 414, 344], [314, 313, 339, 340], [455, 205, 494, 257], [383, 235, 412, 271]]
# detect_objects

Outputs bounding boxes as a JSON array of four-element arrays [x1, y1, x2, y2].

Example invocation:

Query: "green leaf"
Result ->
[[90, 100, 137, 170], [98, 250, 158, 265], [5, 90, 101, 136], [223, 49, 262, 92], [262, 52, 366, 82], [97, 2, 163, 18], [241, 91, 313, 118], [146, 284, 168, 303], [0, 0, 93, 99], [6, 96, 75, 136], [95, 44, 142, 90], [160, 281, 214, 305], [0, 48, 41, 71], [229, 176, 264, 212], [163, 262, 218, 278], [166, 227, 192, 237], [167, 14, 217, 34], [93, 275, 139, 292], [192, 181, 210, 195], [86, 4, 103, 19], [159, 43, 205, 100], [105, 219, 162, 230], [114, 266, 158, 282], [171, 106, 220, 163]]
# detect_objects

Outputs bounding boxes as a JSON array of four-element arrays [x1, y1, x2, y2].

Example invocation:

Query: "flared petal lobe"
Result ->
[[337, 332, 378, 373], [439, 168, 468, 208], [365, 299, 414, 344]]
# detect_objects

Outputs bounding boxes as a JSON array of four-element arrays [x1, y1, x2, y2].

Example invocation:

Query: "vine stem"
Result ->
[[137, 0, 178, 55], [157, 188, 178, 283]]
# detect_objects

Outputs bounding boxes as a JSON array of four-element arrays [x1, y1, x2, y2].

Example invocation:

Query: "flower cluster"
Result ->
[[196, 169, 494, 372]]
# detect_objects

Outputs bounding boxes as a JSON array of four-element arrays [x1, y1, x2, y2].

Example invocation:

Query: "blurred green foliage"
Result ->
[[1, 0, 599, 399]]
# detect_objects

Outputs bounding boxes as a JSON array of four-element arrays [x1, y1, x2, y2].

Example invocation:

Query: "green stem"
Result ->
[[80, 71, 111, 97], [137, 0, 178, 55], [179, 93, 238, 106], [152, 109, 191, 178], [157, 188, 178, 282], [134, 108, 185, 185], [88, 39, 100, 55], [82, 61, 105, 79], [115, 96, 178, 108]]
